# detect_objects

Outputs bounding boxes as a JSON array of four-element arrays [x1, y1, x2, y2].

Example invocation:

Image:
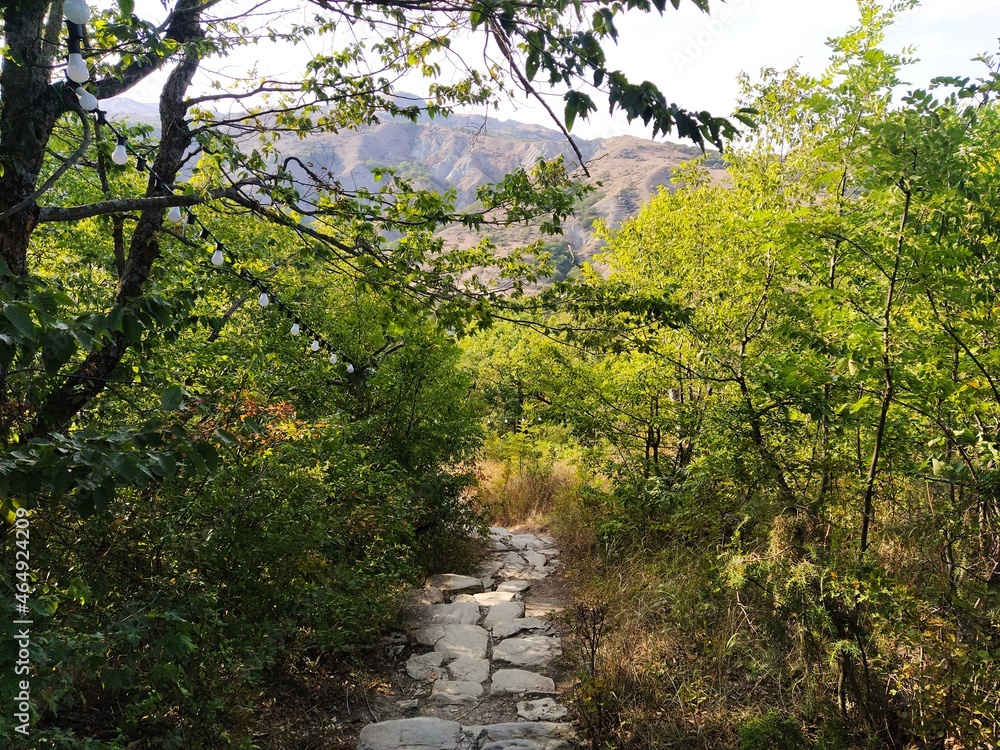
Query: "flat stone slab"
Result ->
[[429, 679, 484, 705], [522, 550, 549, 569], [483, 601, 526, 629], [508, 534, 549, 550], [470, 722, 576, 750], [517, 698, 568, 721], [357, 717, 465, 750], [473, 591, 518, 605], [496, 580, 532, 594], [448, 655, 490, 683], [433, 624, 489, 660], [537, 535, 556, 546], [426, 574, 484, 596], [502, 551, 527, 565], [475, 560, 504, 577], [499, 565, 547, 581], [489, 526, 511, 538], [536, 548, 560, 558], [490, 669, 556, 694], [403, 601, 481, 628], [406, 586, 445, 606], [412, 625, 446, 646], [405, 651, 444, 681], [491, 617, 551, 639], [492, 635, 561, 667]]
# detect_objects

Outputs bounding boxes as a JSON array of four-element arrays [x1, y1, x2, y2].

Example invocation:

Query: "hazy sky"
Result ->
[[124, 0, 1000, 141]]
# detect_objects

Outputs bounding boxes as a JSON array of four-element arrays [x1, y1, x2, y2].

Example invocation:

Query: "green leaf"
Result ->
[[160, 385, 184, 411], [118, 0, 135, 16], [4, 304, 36, 339]]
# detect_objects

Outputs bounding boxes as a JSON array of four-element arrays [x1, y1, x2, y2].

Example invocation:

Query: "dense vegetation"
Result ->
[[468, 5, 1000, 748]]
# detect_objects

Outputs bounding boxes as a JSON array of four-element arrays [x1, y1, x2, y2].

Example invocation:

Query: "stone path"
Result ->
[[357, 526, 576, 750]]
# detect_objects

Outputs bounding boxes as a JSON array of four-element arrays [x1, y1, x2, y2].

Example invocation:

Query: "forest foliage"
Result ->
[[466, 4, 1000, 748]]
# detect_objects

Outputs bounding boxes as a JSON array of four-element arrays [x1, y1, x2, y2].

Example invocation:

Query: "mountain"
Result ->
[[104, 98, 726, 264]]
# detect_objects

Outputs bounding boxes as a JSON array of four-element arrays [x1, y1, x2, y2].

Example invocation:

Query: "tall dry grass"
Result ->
[[477, 457, 581, 528]]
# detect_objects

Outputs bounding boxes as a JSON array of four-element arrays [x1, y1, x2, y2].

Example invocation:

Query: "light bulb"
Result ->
[[111, 136, 128, 165], [290, 323, 300, 336], [74, 86, 98, 111], [166, 205, 183, 223], [66, 53, 89, 83], [63, 0, 92, 24], [311, 339, 319, 352], [258, 292, 269, 308], [346, 363, 355, 374], [211, 248, 224, 267], [328, 352, 338, 364]]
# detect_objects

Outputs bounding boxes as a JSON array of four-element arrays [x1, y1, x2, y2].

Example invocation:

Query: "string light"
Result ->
[[166, 205, 183, 223], [290, 323, 300, 336], [328, 352, 337, 363], [258, 292, 269, 307], [211, 244, 224, 267], [346, 363, 355, 374], [74, 86, 98, 111], [63, 0, 92, 25], [111, 135, 128, 165], [65, 22, 90, 83], [311, 339, 320, 352]]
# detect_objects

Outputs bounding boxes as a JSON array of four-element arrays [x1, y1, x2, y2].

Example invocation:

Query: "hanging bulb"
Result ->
[[166, 205, 183, 223], [66, 53, 89, 83], [290, 323, 300, 336], [258, 292, 269, 308], [346, 363, 355, 374], [111, 135, 128, 165], [311, 339, 320, 352], [74, 86, 98, 111], [211, 247, 224, 267], [63, 0, 92, 24], [328, 352, 338, 364]]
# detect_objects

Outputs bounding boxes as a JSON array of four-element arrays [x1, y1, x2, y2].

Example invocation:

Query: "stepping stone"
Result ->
[[473, 591, 518, 605], [508, 534, 549, 550], [426, 574, 484, 596], [429, 679, 484, 704], [447, 655, 489, 682], [357, 717, 465, 750], [403, 601, 480, 628], [470, 722, 576, 750], [405, 586, 445, 606], [502, 551, 527, 566], [522, 550, 548, 569], [492, 635, 561, 667], [500, 565, 547, 581], [433, 624, 488, 660], [483, 601, 526, 629], [517, 698, 568, 721], [536, 548, 560, 558], [496, 580, 532, 594], [412, 625, 446, 646], [480, 577, 495, 591], [538, 535, 557, 546], [405, 652, 444, 681], [489, 526, 511, 538], [490, 669, 556, 694], [491, 617, 551, 639], [475, 560, 504, 577]]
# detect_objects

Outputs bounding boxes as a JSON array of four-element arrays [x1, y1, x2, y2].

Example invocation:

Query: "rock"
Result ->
[[499, 565, 547, 581], [502, 551, 527, 566], [483, 601, 526, 629], [489, 526, 511, 539], [412, 625, 446, 646], [480, 577, 494, 590], [471, 722, 576, 750], [405, 651, 444, 681], [508, 534, 549, 550], [491, 617, 551, 639], [522, 550, 548, 569], [536, 548, 560, 558], [475, 560, 504, 577], [397, 699, 420, 710], [473, 591, 518, 605], [433, 624, 489, 660], [403, 602, 481, 628], [447, 655, 490, 683], [517, 698, 568, 721], [492, 635, 561, 667], [357, 717, 465, 750], [406, 586, 445, 606], [451, 593, 478, 603], [537, 535, 557, 546], [490, 669, 556, 694], [496, 580, 532, 594], [429, 679, 484, 704], [426, 574, 484, 596]]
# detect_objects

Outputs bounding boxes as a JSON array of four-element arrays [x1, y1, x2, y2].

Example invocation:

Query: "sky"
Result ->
[[122, 0, 1000, 141]]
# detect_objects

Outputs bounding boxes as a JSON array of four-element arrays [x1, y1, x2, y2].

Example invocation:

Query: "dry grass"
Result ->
[[476, 457, 581, 528]]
